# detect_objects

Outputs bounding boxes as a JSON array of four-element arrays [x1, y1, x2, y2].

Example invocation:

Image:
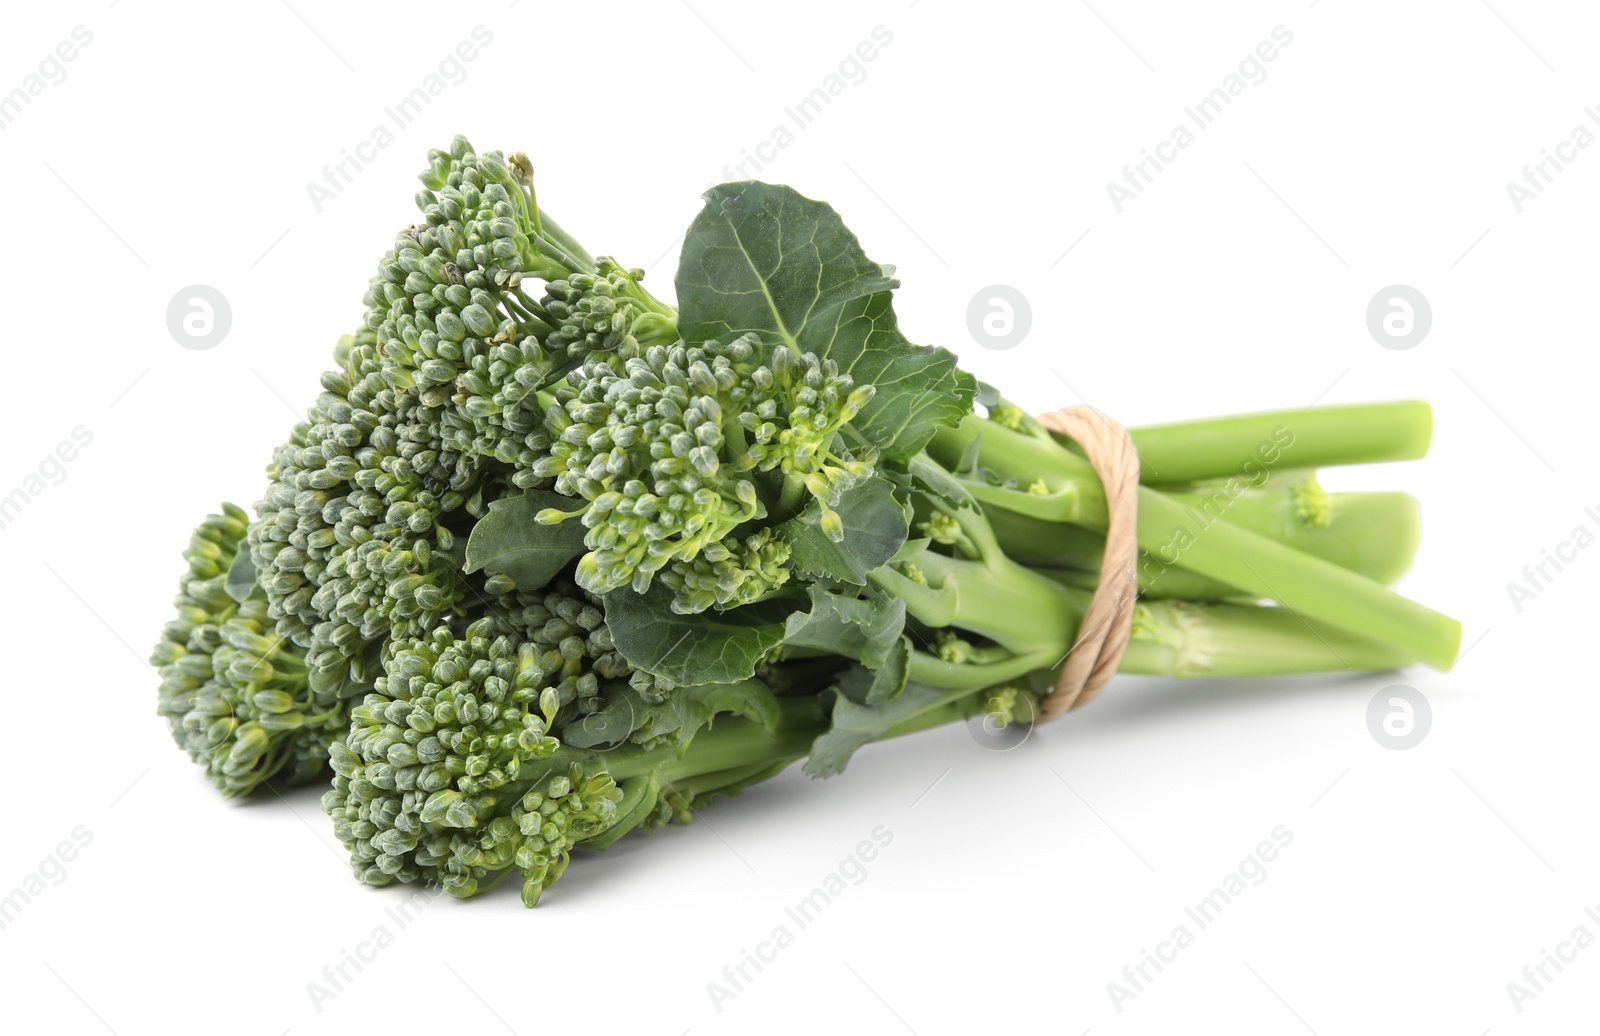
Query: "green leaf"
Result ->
[[865, 636, 910, 705], [890, 537, 930, 564], [563, 680, 780, 750], [784, 584, 905, 673], [676, 181, 976, 459], [805, 675, 968, 778], [904, 454, 976, 509], [464, 491, 587, 592], [224, 548, 259, 604], [605, 583, 793, 686], [954, 437, 984, 479], [559, 695, 640, 750], [780, 477, 908, 585]]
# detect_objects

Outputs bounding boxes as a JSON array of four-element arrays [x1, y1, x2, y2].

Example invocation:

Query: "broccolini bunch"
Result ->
[[150, 136, 1460, 906]]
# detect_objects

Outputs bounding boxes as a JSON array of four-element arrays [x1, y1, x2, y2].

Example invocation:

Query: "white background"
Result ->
[[0, 1, 1594, 1033]]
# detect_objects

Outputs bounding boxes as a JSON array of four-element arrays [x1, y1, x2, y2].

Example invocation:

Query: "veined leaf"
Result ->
[[464, 491, 587, 592], [780, 476, 908, 585], [865, 636, 910, 705], [676, 180, 975, 459], [805, 675, 968, 778], [562, 680, 780, 750], [784, 583, 906, 674], [905, 453, 976, 509], [605, 583, 793, 686]]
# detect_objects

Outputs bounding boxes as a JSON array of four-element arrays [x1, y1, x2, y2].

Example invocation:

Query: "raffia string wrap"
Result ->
[[1033, 407, 1142, 722]]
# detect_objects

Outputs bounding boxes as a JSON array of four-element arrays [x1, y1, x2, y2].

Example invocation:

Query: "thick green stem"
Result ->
[[870, 550, 1080, 656], [927, 418, 1459, 670], [563, 698, 829, 851], [1133, 489, 1458, 669], [591, 695, 828, 786], [1120, 599, 1411, 676], [987, 487, 1422, 593], [908, 648, 1064, 689], [906, 592, 1410, 691], [1037, 563, 1245, 602], [1124, 400, 1435, 484], [666, 760, 790, 801], [1163, 488, 1420, 588]]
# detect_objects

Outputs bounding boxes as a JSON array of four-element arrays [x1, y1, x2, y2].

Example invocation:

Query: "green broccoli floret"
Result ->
[[324, 618, 583, 904], [484, 583, 636, 716], [152, 506, 359, 795], [250, 136, 685, 685], [539, 259, 679, 366], [401, 140, 675, 477], [533, 333, 875, 611], [656, 527, 793, 614], [154, 505, 250, 742], [322, 610, 830, 905], [248, 333, 468, 684]]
